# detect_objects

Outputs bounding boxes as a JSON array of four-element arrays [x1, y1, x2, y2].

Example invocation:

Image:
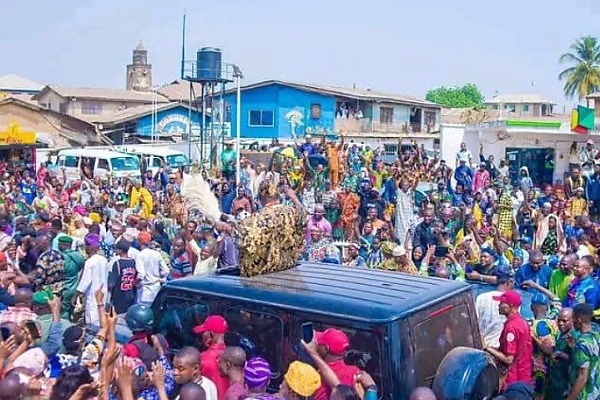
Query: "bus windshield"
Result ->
[[166, 154, 190, 167], [110, 156, 140, 171]]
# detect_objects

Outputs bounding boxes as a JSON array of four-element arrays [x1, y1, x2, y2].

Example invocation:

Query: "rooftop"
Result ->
[[441, 107, 570, 125], [91, 102, 201, 125], [33, 85, 169, 103], [227, 79, 440, 108], [157, 80, 203, 102], [0, 73, 44, 92], [163, 263, 469, 323], [485, 93, 555, 105]]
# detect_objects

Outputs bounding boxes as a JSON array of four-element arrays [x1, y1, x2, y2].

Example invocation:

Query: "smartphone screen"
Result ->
[[302, 322, 313, 343], [435, 246, 449, 258], [0, 327, 10, 341], [24, 321, 41, 340]]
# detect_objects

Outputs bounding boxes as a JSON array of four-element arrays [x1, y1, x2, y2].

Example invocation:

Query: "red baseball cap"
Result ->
[[193, 315, 228, 335], [493, 290, 522, 307], [315, 328, 350, 355]]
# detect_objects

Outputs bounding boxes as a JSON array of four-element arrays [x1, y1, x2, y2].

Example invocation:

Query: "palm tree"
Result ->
[[559, 36, 600, 104]]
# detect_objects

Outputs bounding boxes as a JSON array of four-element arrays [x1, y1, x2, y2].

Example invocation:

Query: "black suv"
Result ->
[[150, 263, 499, 400]]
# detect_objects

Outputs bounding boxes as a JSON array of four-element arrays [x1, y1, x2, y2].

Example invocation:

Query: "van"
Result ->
[[55, 149, 142, 181], [145, 264, 499, 400], [116, 146, 190, 175]]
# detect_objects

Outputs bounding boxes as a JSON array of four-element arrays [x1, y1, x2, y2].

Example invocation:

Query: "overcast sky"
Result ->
[[2, 0, 599, 109]]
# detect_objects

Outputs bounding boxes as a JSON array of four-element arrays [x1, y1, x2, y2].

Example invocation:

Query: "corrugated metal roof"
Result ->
[[226, 79, 440, 108], [485, 93, 555, 104], [164, 263, 469, 323], [158, 80, 202, 102], [33, 85, 169, 103], [0, 74, 44, 92], [92, 102, 203, 125]]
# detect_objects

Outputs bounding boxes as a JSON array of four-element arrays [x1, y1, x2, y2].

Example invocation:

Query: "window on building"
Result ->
[[490, 104, 499, 110], [522, 104, 530, 112], [59, 102, 69, 114], [380, 106, 394, 124], [248, 110, 274, 127], [223, 307, 284, 375], [81, 102, 102, 115], [504, 104, 516, 112], [310, 103, 322, 119]]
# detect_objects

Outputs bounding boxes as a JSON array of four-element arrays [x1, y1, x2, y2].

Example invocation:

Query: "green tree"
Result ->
[[558, 36, 600, 102], [425, 84, 485, 108]]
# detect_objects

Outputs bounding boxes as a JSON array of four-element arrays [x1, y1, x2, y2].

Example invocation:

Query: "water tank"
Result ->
[[197, 47, 222, 81]]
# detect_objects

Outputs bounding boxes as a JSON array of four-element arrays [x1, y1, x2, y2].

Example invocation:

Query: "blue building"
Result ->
[[96, 103, 207, 144], [222, 80, 442, 141]]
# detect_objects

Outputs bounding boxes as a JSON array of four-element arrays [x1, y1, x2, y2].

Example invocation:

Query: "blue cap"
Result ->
[[547, 255, 560, 269], [494, 264, 515, 284], [520, 237, 532, 244], [531, 293, 549, 306]]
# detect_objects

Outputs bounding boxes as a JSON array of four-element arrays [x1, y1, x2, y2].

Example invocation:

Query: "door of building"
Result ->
[[505, 147, 555, 187]]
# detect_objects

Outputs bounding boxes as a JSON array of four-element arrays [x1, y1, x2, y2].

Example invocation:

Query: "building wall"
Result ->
[[457, 127, 597, 183], [136, 107, 203, 136], [0, 102, 92, 147], [277, 86, 334, 138], [224, 84, 335, 139], [484, 102, 552, 118], [35, 90, 154, 119]]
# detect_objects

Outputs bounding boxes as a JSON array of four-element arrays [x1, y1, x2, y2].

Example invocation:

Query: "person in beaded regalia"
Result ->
[[236, 180, 307, 277]]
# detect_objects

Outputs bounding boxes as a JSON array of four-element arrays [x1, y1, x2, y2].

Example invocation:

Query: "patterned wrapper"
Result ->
[[236, 204, 307, 277]]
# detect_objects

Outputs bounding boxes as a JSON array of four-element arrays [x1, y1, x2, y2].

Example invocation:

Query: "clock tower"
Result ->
[[126, 41, 152, 92]]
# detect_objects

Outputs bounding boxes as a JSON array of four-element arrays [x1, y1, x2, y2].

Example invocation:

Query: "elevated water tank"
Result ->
[[197, 47, 222, 81]]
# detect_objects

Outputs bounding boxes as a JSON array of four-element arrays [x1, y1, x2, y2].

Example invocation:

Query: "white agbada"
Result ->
[[77, 253, 109, 325], [137, 247, 169, 305], [475, 290, 506, 348]]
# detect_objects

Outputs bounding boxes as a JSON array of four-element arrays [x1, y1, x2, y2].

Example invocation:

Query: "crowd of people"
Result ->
[[0, 133, 599, 399]]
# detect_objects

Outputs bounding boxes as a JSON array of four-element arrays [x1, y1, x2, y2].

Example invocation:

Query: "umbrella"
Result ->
[[269, 146, 301, 172], [308, 154, 328, 169], [278, 146, 301, 159]]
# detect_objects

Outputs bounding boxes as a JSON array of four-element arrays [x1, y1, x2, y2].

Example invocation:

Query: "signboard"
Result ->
[[0, 122, 36, 145], [156, 113, 201, 134]]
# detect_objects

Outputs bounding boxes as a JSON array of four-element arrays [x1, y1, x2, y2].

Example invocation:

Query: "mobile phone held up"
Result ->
[[302, 322, 314, 343], [0, 327, 10, 341], [24, 320, 41, 340]]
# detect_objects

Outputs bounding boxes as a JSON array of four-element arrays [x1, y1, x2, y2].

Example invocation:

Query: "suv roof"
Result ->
[[162, 263, 471, 323]]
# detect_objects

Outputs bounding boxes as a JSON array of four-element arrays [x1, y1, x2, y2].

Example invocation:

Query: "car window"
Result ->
[[154, 296, 209, 350], [98, 159, 109, 170], [64, 155, 79, 168], [223, 306, 284, 376], [300, 320, 384, 392], [152, 157, 162, 168], [412, 304, 475, 386]]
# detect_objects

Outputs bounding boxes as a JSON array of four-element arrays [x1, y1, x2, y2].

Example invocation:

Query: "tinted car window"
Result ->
[[154, 296, 209, 350], [64, 156, 79, 168], [413, 304, 474, 386], [223, 306, 284, 375], [299, 320, 384, 392]]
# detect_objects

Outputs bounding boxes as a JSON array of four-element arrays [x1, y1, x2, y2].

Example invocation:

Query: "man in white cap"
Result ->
[[379, 245, 418, 274], [298, 134, 317, 156], [580, 139, 598, 175]]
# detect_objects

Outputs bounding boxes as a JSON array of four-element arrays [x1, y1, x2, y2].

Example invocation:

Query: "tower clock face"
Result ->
[[138, 74, 149, 89]]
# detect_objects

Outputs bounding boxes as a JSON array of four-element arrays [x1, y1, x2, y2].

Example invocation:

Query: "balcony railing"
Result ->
[[334, 117, 439, 135]]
